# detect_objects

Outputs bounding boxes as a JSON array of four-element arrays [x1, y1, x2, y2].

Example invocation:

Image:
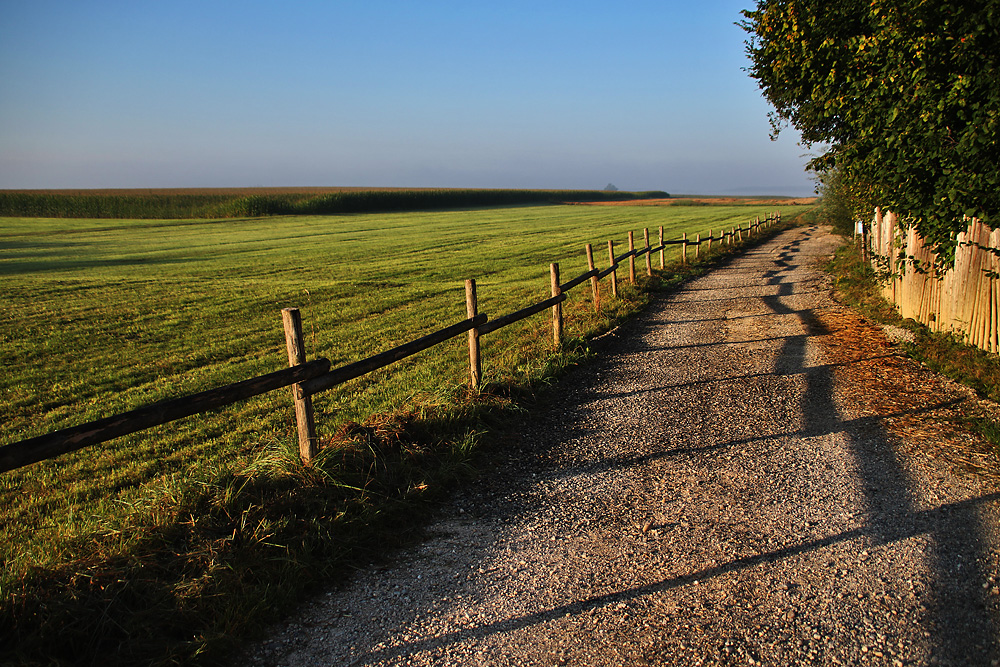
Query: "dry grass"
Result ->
[[825, 242, 1000, 477]]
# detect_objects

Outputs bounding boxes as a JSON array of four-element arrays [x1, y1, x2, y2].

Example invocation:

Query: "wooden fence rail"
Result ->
[[299, 315, 488, 396], [0, 213, 780, 472], [477, 293, 567, 336], [0, 360, 331, 473]]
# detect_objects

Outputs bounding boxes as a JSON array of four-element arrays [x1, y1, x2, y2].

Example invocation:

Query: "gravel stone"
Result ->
[[243, 226, 1000, 666]]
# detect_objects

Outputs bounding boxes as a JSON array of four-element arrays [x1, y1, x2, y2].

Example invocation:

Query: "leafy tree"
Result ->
[[814, 166, 862, 236], [741, 0, 1000, 254]]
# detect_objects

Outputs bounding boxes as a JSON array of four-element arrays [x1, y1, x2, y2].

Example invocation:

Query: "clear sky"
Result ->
[[0, 1, 816, 196]]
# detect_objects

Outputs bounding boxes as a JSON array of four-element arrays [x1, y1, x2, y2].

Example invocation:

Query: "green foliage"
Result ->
[[741, 0, 1000, 254], [0, 188, 672, 219], [814, 166, 867, 236]]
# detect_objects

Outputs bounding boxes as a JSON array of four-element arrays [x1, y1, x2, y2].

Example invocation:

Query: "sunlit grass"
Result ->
[[0, 204, 807, 664]]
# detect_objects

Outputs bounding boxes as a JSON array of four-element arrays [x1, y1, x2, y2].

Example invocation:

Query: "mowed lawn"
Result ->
[[0, 204, 808, 586]]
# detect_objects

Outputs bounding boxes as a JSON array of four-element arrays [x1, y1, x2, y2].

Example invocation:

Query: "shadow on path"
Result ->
[[360, 490, 1000, 663], [761, 237, 999, 663]]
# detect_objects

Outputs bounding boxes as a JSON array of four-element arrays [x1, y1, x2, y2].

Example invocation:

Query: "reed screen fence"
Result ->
[[868, 208, 999, 354]]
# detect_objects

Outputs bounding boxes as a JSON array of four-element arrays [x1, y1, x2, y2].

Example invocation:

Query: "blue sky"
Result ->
[[0, 1, 816, 195]]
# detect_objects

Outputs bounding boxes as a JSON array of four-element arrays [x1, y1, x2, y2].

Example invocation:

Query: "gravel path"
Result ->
[[247, 226, 1000, 666]]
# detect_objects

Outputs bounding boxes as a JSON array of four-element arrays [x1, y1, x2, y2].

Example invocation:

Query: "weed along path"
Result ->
[[246, 226, 1000, 666]]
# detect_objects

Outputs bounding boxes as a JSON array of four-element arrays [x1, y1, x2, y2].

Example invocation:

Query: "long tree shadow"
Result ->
[[345, 492, 1000, 664], [761, 246, 999, 663], [533, 399, 966, 484], [585, 353, 897, 402]]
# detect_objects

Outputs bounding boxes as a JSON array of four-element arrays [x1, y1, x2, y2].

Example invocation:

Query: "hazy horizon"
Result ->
[[0, 1, 817, 197]]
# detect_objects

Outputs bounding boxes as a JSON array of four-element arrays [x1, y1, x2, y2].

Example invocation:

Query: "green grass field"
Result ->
[[0, 203, 810, 665]]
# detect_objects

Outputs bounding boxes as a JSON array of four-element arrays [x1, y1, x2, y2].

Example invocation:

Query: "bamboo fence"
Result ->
[[868, 208, 999, 353]]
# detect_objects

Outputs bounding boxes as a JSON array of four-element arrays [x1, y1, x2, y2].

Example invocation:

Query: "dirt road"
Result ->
[[248, 225, 1000, 666]]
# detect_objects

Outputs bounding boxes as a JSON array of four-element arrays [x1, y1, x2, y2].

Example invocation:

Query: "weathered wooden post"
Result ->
[[608, 240, 619, 298], [682, 232, 688, 264], [628, 231, 637, 284], [707, 229, 713, 253], [659, 226, 665, 269], [643, 228, 653, 277], [695, 233, 701, 259], [465, 279, 481, 390], [282, 307, 318, 464], [586, 243, 600, 311], [550, 263, 562, 347]]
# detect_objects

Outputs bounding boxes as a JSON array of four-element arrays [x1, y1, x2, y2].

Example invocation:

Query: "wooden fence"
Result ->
[[867, 208, 999, 353], [0, 213, 780, 473]]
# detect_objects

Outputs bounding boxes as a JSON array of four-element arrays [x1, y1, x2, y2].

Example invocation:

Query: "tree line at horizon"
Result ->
[[0, 188, 670, 220]]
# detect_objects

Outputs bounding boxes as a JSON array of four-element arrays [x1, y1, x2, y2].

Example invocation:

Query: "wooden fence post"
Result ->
[[643, 228, 653, 277], [707, 229, 713, 253], [586, 243, 600, 311], [682, 232, 688, 264], [465, 279, 481, 390], [608, 240, 618, 298], [550, 263, 562, 347], [695, 233, 701, 259], [659, 226, 665, 269], [628, 231, 637, 284], [282, 307, 318, 464]]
